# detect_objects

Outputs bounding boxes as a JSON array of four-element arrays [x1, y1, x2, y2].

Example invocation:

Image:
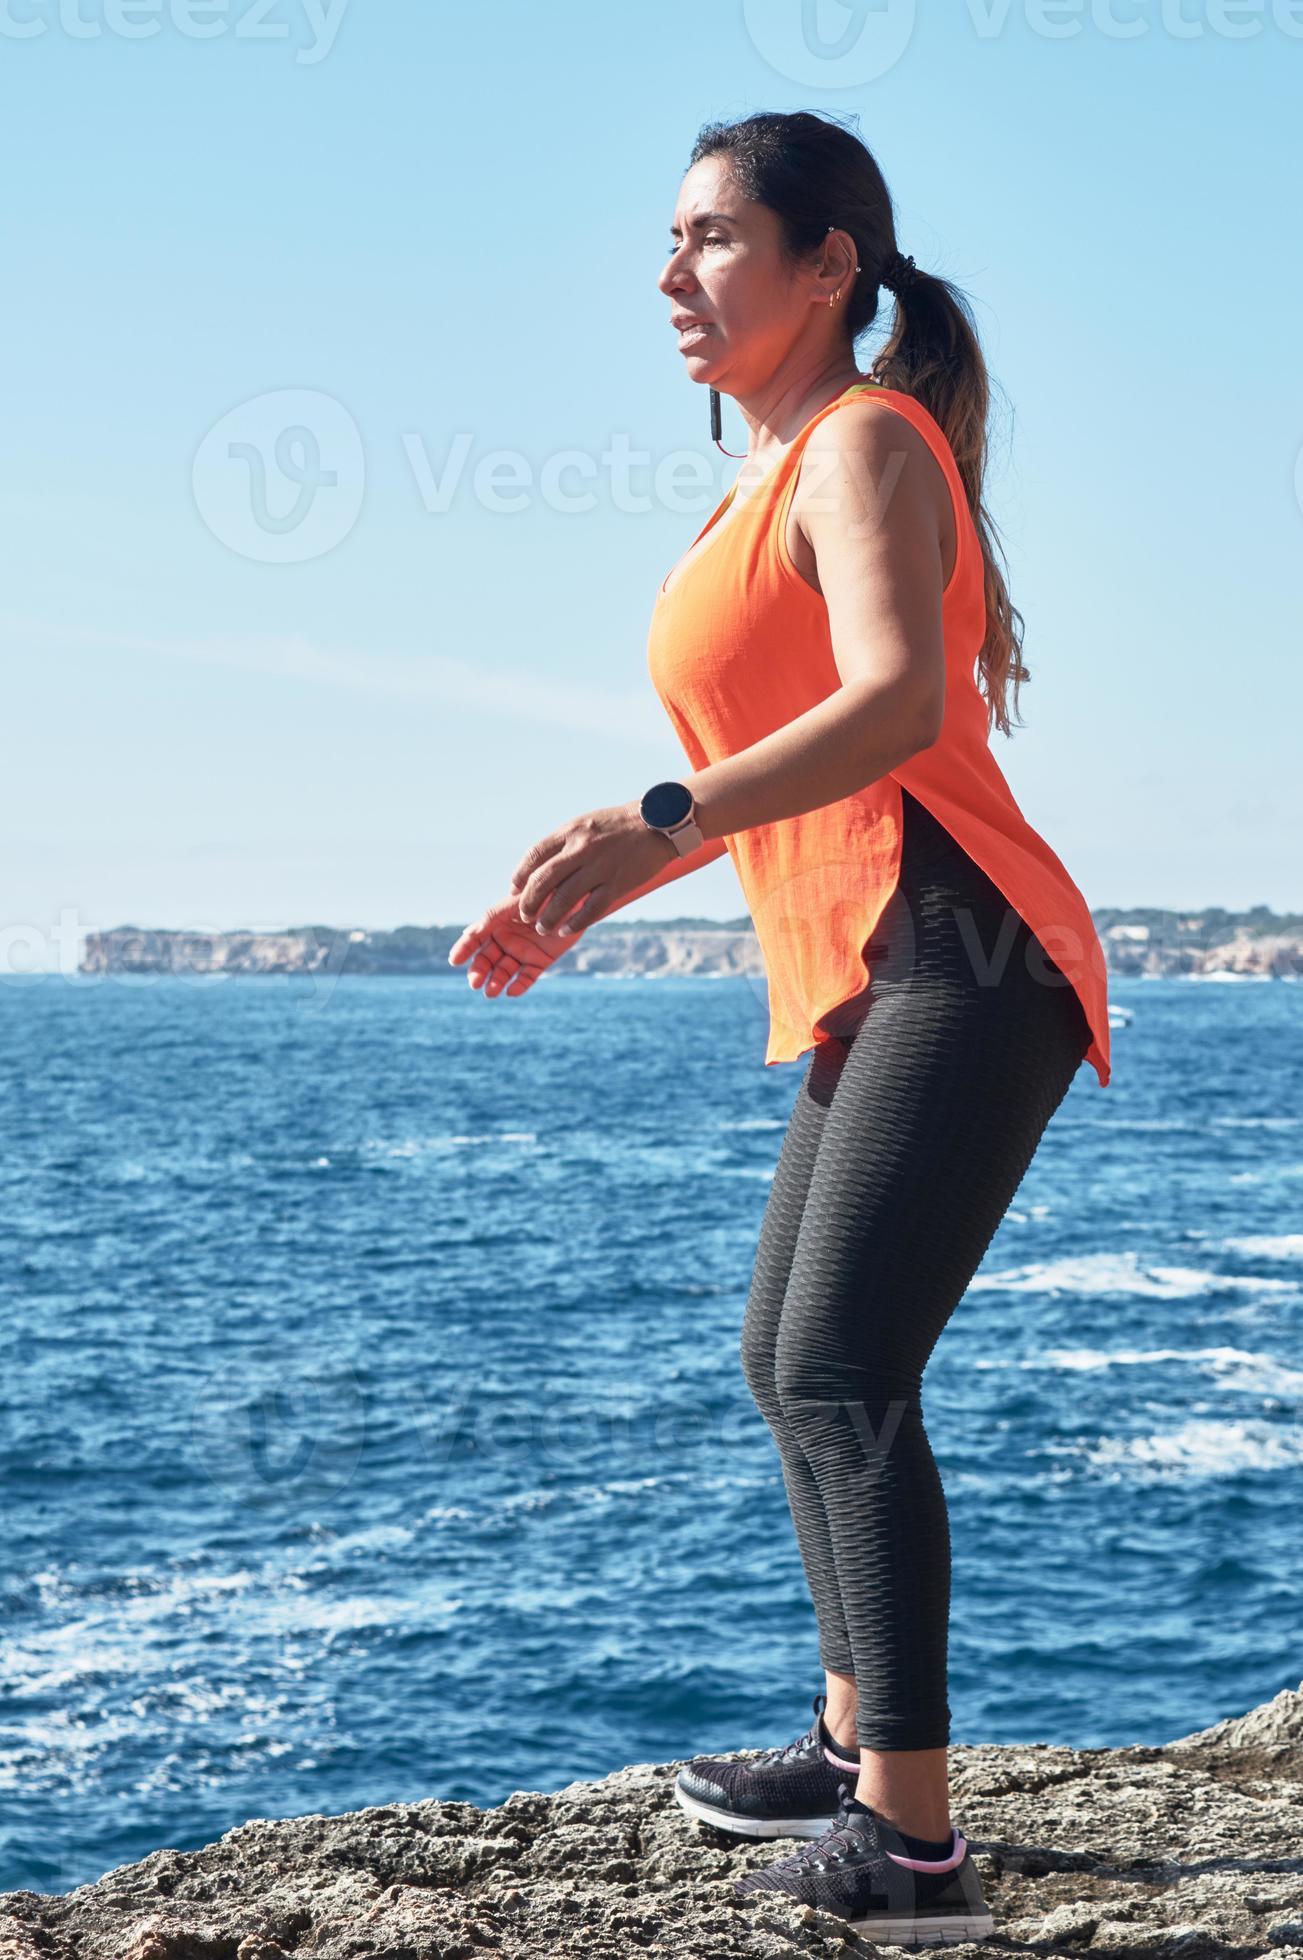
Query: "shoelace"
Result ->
[[754, 1692, 840, 1767], [766, 1783, 874, 1872], [757, 1718, 820, 1766]]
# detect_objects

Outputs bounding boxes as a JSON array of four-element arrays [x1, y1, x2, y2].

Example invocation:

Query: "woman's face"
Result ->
[[658, 156, 819, 390]]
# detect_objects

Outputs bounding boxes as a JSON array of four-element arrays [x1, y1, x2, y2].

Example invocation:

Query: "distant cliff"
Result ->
[[79, 907, 1303, 980], [77, 920, 766, 979]]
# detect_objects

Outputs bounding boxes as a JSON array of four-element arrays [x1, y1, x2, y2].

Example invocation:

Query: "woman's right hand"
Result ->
[[446, 895, 585, 998]]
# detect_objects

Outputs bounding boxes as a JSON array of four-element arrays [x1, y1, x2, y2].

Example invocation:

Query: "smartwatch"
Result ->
[[639, 779, 705, 857]]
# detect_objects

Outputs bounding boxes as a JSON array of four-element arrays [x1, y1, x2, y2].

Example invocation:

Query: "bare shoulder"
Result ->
[[788, 392, 957, 594]]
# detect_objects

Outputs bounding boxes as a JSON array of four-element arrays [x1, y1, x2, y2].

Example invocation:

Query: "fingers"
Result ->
[[463, 934, 542, 1001], [509, 830, 566, 906], [515, 869, 560, 925], [465, 937, 515, 991], [554, 885, 609, 937], [530, 867, 597, 934], [479, 952, 522, 999], [447, 906, 495, 966]]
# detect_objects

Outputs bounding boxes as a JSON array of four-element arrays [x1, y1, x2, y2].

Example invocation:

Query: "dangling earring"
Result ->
[[830, 264, 861, 307], [709, 386, 746, 459]]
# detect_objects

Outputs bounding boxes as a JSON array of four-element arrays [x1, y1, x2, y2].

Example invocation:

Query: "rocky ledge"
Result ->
[[2, 1685, 1300, 1960]]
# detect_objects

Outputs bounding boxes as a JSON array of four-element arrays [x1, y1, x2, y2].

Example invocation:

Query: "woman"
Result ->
[[448, 109, 1111, 1944]]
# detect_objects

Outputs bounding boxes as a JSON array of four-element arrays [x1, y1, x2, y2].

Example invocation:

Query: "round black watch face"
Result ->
[[641, 780, 692, 829]]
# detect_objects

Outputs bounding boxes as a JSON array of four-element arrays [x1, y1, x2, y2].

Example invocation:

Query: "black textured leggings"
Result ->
[[740, 786, 1091, 1752]]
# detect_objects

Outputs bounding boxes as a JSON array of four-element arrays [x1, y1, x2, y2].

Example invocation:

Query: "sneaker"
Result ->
[[733, 1782, 996, 1947], [673, 1692, 861, 1839]]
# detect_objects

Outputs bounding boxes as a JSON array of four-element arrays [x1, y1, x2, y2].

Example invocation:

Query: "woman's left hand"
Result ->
[[508, 799, 676, 936]]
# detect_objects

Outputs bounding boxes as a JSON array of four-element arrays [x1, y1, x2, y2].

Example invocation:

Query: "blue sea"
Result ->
[[2, 968, 1300, 1895]]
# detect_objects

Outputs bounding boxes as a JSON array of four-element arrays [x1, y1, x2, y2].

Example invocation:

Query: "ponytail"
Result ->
[[688, 109, 1030, 739]]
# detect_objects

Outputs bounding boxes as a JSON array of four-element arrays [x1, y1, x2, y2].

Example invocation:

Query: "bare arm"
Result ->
[[682, 403, 951, 843], [447, 827, 729, 1000], [501, 405, 954, 948]]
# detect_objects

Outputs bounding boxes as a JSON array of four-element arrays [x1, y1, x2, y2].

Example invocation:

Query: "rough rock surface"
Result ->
[[2, 1685, 1300, 1959]]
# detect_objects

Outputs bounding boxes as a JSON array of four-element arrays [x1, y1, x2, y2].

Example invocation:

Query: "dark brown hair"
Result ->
[[687, 109, 1030, 738]]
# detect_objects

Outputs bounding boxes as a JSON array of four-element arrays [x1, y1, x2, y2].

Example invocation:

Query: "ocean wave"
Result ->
[[1210, 1115, 1299, 1129], [360, 1131, 539, 1158], [1221, 1233, 1303, 1260], [969, 1251, 1295, 1299], [1057, 1418, 1303, 1480], [974, 1345, 1303, 1399]]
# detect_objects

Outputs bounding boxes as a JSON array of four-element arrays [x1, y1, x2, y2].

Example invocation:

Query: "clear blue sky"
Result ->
[[3, 0, 1299, 970]]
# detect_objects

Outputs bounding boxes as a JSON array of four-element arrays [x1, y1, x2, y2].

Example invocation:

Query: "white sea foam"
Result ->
[[259, 1593, 461, 1637], [362, 1131, 538, 1158], [0, 1569, 259, 1702], [969, 1251, 1294, 1299], [0, 1549, 463, 1731], [1221, 1234, 1303, 1260], [1210, 1115, 1299, 1129], [1066, 1418, 1303, 1479], [307, 1522, 414, 1559], [1094, 1117, 1196, 1132], [414, 1504, 476, 1527], [975, 1345, 1303, 1399]]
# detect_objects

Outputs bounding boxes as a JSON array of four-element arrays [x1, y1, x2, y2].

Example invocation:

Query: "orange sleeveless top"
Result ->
[[645, 381, 1112, 1088]]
